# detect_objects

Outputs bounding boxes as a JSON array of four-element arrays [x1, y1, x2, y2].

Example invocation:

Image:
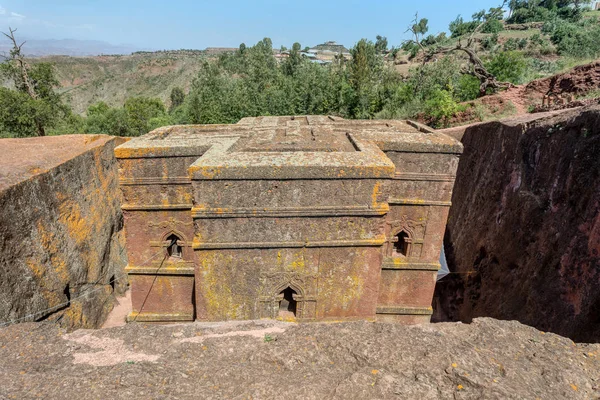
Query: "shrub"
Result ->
[[529, 33, 544, 47], [503, 38, 519, 51], [517, 38, 528, 49], [424, 88, 461, 128], [486, 51, 528, 84], [544, 18, 600, 58], [482, 18, 504, 33], [456, 75, 481, 102], [481, 33, 499, 50]]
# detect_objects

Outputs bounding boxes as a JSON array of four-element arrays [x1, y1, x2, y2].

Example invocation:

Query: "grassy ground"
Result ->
[[583, 9, 600, 19], [474, 28, 543, 39]]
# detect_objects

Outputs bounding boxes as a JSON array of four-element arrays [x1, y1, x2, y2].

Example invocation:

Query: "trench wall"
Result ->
[[0, 135, 127, 329], [436, 106, 600, 342]]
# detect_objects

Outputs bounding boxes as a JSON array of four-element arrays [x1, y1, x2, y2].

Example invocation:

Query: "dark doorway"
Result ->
[[278, 287, 297, 317]]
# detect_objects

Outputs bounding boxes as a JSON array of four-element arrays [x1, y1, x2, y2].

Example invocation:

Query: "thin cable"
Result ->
[[0, 247, 166, 328], [131, 237, 177, 322]]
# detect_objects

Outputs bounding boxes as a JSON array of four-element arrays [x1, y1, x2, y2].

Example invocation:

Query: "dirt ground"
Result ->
[[0, 318, 599, 399], [433, 60, 600, 127]]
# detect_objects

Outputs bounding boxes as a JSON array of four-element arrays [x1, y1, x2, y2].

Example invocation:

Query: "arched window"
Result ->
[[166, 234, 183, 258], [278, 287, 297, 317], [393, 231, 410, 257]]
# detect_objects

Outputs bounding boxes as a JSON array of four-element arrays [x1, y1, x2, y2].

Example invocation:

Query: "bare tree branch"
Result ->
[[406, 1, 514, 97], [2, 27, 37, 100], [405, 13, 429, 67]]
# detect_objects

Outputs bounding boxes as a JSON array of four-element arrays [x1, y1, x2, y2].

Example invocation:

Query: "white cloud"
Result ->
[[10, 12, 25, 19], [0, 6, 6, 15]]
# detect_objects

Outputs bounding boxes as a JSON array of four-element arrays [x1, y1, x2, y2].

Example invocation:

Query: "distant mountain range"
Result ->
[[0, 38, 145, 57]]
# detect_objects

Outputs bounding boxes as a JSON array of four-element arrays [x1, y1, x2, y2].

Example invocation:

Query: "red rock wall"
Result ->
[[436, 106, 600, 342], [0, 135, 127, 329], [525, 61, 600, 100]]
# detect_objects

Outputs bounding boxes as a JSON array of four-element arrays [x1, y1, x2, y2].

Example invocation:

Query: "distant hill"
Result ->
[[309, 41, 350, 54], [0, 38, 143, 57], [32, 51, 206, 114]]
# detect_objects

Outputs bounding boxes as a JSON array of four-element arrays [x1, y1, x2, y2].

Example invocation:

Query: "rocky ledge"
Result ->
[[0, 318, 598, 399]]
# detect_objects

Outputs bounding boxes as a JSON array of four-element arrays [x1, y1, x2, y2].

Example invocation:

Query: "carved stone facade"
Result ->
[[115, 116, 462, 323]]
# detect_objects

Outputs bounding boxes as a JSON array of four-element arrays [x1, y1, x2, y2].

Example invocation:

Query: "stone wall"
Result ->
[[0, 135, 127, 329], [435, 106, 600, 342]]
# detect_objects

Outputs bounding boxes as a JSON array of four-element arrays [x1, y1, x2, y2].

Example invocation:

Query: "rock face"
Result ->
[[0, 318, 598, 399], [436, 106, 600, 342], [0, 135, 127, 329], [525, 61, 600, 99]]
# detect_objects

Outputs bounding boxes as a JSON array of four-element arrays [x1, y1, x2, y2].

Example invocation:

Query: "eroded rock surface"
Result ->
[[0, 318, 598, 399], [525, 61, 600, 100], [436, 106, 600, 342], [0, 135, 127, 329]]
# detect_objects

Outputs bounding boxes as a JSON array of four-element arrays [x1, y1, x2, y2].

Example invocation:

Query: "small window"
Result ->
[[166, 234, 183, 258], [393, 231, 410, 257], [278, 287, 297, 317]]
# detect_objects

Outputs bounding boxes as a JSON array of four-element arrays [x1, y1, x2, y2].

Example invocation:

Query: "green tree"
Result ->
[[0, 88, 55, 137], [84, 97, 168, 137], [282, 42, 303, 76], [124, 97, 167, 136], [375, 35, 388, 53], [449, 16, 478, 37], [186, 93, 203, 124], [84, 102, 131, 137], [169, 87, 185, 112], [348, 39, 382, 118], [507, 0, 590, 22]]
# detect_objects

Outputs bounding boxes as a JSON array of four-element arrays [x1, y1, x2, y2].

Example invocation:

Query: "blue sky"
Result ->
[[0, 0, 503, 50]]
